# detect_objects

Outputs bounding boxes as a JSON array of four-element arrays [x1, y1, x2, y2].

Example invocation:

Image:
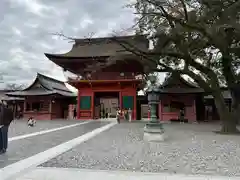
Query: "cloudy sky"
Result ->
[[0, 0, 141, 89]]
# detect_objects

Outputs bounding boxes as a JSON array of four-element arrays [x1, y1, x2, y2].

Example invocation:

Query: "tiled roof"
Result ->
[[45, 35, 148, 58], [161, 73, 199, 89], [37, 73, 72, 93], [6, 73, 76, 97], [0, 91, 24, 101]]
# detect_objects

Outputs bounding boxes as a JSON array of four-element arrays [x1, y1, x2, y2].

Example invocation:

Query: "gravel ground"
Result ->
[[41, 122, 240, 177], [1, 121, 109, 168], [8, 119, 86, 137]]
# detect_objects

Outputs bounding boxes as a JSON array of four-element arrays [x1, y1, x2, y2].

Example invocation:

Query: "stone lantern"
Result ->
[[143, 75, 165, 142]]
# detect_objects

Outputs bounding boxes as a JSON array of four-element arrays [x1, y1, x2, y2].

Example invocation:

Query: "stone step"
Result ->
[[15, 167, 235, 180]]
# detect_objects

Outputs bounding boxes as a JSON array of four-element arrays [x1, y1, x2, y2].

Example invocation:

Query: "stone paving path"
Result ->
[[0, 121, 108, 168], [41, 122, 240, 177], [9, 119, 84, 137]]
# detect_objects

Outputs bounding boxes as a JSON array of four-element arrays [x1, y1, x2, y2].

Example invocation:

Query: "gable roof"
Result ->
[[0, 90, 24, 101], [160, 73, 204, 93], [6, 73, 76, 97], [45, 35, 148, 59], [44, 35, 149, 76]]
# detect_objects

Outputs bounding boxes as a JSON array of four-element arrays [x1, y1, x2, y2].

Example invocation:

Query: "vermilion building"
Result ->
[[44, 34, 232, 122], [158, 73, 204, 122], [45, 35, 148, 120], [6, 73, 76, 120]]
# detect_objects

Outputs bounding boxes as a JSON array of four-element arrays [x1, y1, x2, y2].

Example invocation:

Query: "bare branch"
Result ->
[[179, 0, 188, 21]]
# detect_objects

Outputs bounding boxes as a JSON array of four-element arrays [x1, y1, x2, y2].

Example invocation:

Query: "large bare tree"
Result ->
[[53, 0, 240, 133], [115, 0, 240, 133]]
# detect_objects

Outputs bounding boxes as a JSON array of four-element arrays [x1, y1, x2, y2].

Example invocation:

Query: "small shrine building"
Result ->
[[0, 90, 24, 119], [6, 73, 76, 120], [45, 35, 148, 120], [158, 73, 204, 122]]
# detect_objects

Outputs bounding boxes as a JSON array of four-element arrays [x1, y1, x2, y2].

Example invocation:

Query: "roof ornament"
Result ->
[[86, 73, 92, 80], [84, 32, 95, 45], [62, 68, 79, 81]]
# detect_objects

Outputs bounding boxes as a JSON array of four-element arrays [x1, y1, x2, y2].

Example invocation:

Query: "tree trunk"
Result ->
[[213, 91, 239, 133], [230, 91, 240, 125]]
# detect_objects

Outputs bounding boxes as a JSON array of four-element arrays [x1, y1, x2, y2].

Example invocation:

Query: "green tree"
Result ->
[[118, 0, 240, 133]]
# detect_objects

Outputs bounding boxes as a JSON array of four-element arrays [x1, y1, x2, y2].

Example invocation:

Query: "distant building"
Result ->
[[6, 73, 76, 120], [0, 90, 24, 119]]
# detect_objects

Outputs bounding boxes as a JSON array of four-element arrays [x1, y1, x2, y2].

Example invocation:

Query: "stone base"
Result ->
[[143, 123, 165, 142], [143, 132, 165, 142]]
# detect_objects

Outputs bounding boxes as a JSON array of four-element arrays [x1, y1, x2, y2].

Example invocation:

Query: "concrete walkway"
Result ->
[[0, 122, 115, 180], [15, 167, 237, 180]]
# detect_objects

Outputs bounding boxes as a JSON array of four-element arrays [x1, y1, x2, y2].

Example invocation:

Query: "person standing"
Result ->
[[102, 108, 105, 119], [116, 108, 121, 124], [0, 101, 14, 154], [128, 108, 132, 122], [179, 108, 185, 124], [105, 108, 108, 119], [0, 103, 3, 153], [123, 109, 126, 121], [73, 107, 77, 119]]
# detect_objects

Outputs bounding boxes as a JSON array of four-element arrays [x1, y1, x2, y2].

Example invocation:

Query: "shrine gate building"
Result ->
[[45, 35, 148, 120]]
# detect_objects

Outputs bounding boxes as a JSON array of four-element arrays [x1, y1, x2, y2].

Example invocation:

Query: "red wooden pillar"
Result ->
[[193, 98, 196, 114], [49, 99, 52, 120], [77, 89, 81, 119], [133, 93, 137, 120], [23, 100, 26, 113], [91, 91, 94, 119], [193, 98, 197, 122], [119, 91, 122, 109]]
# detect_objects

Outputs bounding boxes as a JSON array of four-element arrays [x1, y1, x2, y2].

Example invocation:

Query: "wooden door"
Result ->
[[100, 98, 118, 118]]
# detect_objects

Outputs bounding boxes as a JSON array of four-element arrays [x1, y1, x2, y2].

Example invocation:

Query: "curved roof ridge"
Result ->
[[37, 73, 66, 83], [74, 34, 147, 44], [161, 73, 199, 88], [44, 34, 149, 60]]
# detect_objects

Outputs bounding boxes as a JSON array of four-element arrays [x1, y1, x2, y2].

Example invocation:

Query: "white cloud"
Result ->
[[0, 0, 157, 90], [9, 0, 52, 17], [79, 16, 94, 29]]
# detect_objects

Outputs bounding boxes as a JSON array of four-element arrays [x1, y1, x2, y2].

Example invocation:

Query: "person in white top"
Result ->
[[128, 108, 132, 122], [116, 108, 121, 124]]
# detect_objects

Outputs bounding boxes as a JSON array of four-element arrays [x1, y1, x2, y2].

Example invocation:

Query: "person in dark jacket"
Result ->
[[73, 108, 77, 119], [0, 104, 3, 153], [0, 101, 14, 154], [116, 108, 121, 124], [179, 108, 185, 124]]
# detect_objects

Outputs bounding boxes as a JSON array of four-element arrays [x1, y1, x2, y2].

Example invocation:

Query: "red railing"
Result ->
[[64, 70, 144, 81]]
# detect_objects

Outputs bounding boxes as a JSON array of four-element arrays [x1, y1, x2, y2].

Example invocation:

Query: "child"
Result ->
[[27, 117, 36, 127]]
